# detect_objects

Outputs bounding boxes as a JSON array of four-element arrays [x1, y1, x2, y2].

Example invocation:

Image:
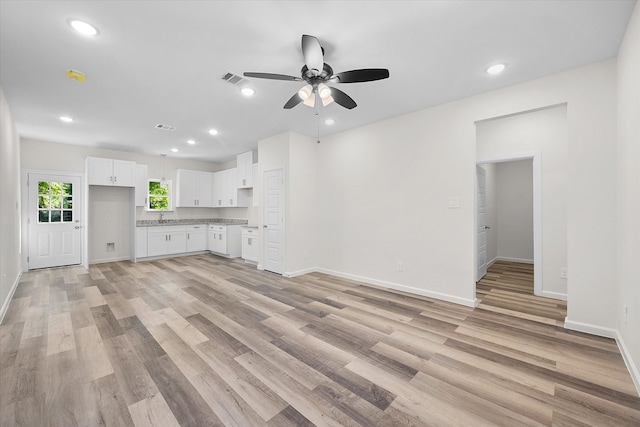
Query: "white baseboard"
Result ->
[[615, 330, 640, 396], [564, 317, 617, 339], [257, 264, 264, 271], [89, 256, 132, 264], [539, 290, 567, 301], [496, 256, 534, 264], [315, 267, 477, 307], [284, 267, 317, 278], [0, 271, 22, 325], [487, 257, 499, 267]]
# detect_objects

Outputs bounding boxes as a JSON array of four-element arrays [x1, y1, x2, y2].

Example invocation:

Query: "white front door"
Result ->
[[477, 166, 488, 281], [28, 173, 82, 269], [263, 169, 284, 274]]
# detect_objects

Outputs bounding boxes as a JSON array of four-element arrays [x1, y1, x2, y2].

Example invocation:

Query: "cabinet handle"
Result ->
[[165, 235, 168, 241], [229, 198, 233, 205], [169, 235, 171, 241], [242, 178, 246, 186], [248, 238, 252, 245], [114, 176, 117, 182], [188, 233, 190, 239]]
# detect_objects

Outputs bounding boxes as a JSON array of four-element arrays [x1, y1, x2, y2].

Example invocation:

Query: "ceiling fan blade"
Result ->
[[301, 34, 324, 75], [329, 87, 357, 109], [283, 92, 303, 109], [333, 68, 390, 83], [244, 72, 302, 81]]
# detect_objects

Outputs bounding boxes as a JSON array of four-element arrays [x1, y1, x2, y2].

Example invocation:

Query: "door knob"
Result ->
[[485, 226, 491, 230]]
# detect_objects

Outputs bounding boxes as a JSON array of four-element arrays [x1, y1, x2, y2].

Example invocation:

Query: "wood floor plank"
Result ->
[[144, 354, 224, 427], [1, 256, 638, 426], [128, 392, 182, 427]]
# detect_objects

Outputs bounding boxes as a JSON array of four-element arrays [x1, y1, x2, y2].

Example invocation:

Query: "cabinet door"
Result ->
[[112, 160, 135, 187], [135, 165, 148, 207], [227, 168, 238, 207], [147, 232, 168, 257], [237, 151, 253, 188], [187, 225, 207, 252], [136, 227, 148, 258], [195, 172, 213, 207], [167, 232, 187, 254], [176, 169, 196, 207], [212, 171, 226, 207], [87, 157, 114, 186], [247, 236, 259, 262], [217, 232, 228, 255]]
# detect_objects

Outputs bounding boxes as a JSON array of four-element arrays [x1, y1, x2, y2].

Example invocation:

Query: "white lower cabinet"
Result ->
[[241, 227, 259, 263], [146, 225, 187, 257], [136, 227, 148, 258], [208, 224, 242, 257], [186, 224, 207, 252]]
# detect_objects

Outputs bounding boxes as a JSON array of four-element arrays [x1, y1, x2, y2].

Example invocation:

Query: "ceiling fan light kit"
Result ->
[[244, 34, 389, 110]]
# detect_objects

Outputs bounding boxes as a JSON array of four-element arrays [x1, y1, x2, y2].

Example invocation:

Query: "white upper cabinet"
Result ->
[[87, 157, 135, 187], [212, 168, 248, 208], [134, 164, 148, 207], [237, 151, 254, 189], [176, 169, 213, 207]]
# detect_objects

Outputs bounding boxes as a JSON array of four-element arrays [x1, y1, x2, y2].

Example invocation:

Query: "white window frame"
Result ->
[[146, 179, 173, 211]]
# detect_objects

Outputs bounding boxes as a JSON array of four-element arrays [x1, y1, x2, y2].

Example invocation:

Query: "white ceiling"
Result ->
[[0, 0, 635, 163]]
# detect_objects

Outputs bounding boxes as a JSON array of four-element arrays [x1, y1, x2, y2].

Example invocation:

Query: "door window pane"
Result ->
[[38, 195, 49, 209], [37, 180, 73, 223]]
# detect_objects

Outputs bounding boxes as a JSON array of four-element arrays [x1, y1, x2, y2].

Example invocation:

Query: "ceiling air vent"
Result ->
[[155, 124, 176, 131], [221, 71, 249, 87]]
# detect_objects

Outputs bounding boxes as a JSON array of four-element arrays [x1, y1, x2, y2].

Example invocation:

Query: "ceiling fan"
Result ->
[[244, 34, 389, 110]]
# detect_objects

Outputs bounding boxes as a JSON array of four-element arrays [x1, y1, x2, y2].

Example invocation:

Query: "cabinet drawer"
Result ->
[[242, 228, 258, 237], [187, 224, 206, 231], [209, 225, 226, 232], [147, 225, 186, 234]]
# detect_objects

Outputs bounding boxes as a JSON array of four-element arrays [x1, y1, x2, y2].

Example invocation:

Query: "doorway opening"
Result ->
[[475, 153, 542, 301]]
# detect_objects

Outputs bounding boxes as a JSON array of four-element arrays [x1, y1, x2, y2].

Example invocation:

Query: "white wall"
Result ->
[[316, 59, 616, 317], [495, 160, 534, 263], [257, 131, 317, 275], [286, 132, 317, 275], [617, 2, 640, 392], [477, 106, 567, 295], [89, 186, 132, 263], [0, 86, 22, 322]]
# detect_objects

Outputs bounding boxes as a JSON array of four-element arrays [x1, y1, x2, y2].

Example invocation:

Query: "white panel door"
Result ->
[[28, 173, 82, 269], [263, 169, 284, 274], [477, 166, 488, 281]]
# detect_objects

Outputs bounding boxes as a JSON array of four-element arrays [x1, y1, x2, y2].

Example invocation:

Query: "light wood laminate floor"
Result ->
[[1, 256, 638, 426]]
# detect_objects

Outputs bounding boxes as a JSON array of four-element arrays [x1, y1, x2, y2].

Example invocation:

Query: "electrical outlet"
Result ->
[[560, 268, 568, 279], [396, 261, 403, 272]]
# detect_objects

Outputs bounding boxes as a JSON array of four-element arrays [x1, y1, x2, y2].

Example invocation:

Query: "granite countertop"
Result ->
[[136, 218, 248, 227]]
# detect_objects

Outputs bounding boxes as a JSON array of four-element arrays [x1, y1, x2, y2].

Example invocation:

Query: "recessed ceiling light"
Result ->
[[486, 63, 506, 75], [59, 116, 74, 123], [208, 128, 218, 136], [171, 148, 178, 153], [69, 20, 98, 36], [187, 139, 196, 145], [324, 118, 335, 125], [241, 87, 255, 97]]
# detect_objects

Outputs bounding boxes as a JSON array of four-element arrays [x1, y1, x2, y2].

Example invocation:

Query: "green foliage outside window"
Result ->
[[148, 180, 170, 210], [37, 181, 73, 223]]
